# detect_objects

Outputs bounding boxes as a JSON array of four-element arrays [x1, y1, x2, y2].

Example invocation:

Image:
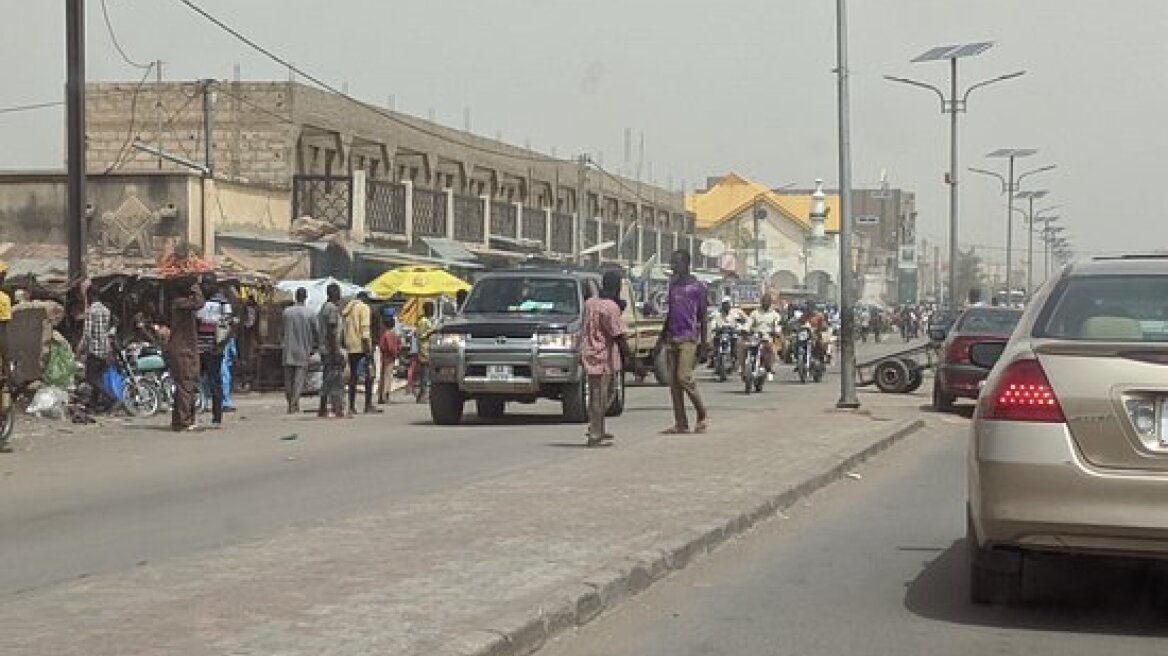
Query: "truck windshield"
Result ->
[[463, 277, 580, 315]]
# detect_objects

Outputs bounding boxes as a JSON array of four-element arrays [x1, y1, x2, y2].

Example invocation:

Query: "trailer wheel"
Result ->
[[874, 358, 910, 393], [902, 358, 924, 393]]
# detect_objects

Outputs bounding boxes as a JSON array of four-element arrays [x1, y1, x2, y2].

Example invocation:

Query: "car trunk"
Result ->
[[1035, 340, 1168, 471]]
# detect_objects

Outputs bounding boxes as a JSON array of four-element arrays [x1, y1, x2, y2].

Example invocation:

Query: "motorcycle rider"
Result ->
[[710, 296, 747, 372], [799, 304, 830, 366], [746, 293, 784, 381]]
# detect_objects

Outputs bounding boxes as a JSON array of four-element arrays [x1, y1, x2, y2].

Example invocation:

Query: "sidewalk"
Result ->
[[0, 390, 930, 656]]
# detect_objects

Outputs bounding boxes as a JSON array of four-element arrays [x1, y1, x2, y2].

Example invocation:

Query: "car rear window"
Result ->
[[955, 308, 1020, 335], [1037, 275, 1168, 342]]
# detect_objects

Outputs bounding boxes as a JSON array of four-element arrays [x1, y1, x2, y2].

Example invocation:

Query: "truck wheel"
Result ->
[[874, 359, 910, 393], [903, 359, 924, 393], [430, 384, 465, 425], [653, 345, 672, 386], [606, 372, 626, 417], [475, 399, 505, 420], [562, 379, 588, 423]]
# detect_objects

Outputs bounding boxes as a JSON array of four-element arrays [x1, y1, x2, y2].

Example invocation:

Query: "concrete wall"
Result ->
[[0, 172, 193, 253], [207, 179, 291, 237]]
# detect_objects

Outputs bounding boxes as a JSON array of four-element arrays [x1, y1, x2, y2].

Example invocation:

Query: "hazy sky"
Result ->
[[4, 1, 1164, 263]]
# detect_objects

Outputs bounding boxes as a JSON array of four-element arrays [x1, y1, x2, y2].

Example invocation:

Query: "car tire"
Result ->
[[932, 378, 956, 412], [606, 372, 626, 417], [968, 510, 1023, 605], [562, 378, 588, 424], [475, 399, 506, 420], [430, 383, 465, 426], [874, 358, 910, 393]]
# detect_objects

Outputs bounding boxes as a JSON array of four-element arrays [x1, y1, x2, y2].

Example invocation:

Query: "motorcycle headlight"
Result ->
[[538, 332, 577, 349], [435, 333, 469, 348]]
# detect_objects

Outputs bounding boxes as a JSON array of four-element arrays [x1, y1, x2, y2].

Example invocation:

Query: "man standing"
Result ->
[[658, 250, 710, 434], [167, 278, 205, 431], [82, 287, 114, 413], [196, 282, 233, 427], [414, 301, 436, 403], [282, 287, 317, 414], [377, 310, 401, 405], [317, 283, 346, 418], [581, 270, 638, 446], [341, 291, 380, 415]]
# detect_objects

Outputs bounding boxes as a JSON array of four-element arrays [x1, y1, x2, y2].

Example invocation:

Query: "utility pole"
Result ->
[[202, 79, 215, 175], [835, 0, 859, 409], [66, 0, 87, 283], [156, 60, 164, 169], [752, 198, 764, 277], [576, 154, 587, 263]]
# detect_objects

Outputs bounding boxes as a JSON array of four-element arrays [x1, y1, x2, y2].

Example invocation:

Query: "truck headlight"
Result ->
[[435, 333, 468, 348], [538, 332, 576, 349]]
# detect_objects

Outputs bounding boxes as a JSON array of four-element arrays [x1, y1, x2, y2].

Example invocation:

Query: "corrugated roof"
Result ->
[[686, 173, 841, 233]]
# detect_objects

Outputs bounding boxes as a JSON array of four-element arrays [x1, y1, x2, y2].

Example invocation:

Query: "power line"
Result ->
[[0, 100, 65, 115], [102, 62, 158, 174], [100, 0, 154, 70], [174, 0, 559, 165]]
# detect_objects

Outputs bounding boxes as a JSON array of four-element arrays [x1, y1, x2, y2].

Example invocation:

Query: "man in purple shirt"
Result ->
[[658, 249, 709, 434]]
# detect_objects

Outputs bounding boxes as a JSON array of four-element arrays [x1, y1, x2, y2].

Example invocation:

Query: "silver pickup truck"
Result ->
[[427, 268, 625, 425]]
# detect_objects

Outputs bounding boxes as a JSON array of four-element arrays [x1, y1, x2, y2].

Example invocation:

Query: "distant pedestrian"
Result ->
[[281, 287, 317, 414], [341, 291, 380, 415], [196, 281, 234, 427], [81, 285, 115, 413], [658, 249, 710, 434], [415, 301, 436, 403], [581, 270, 639, 446], [377, 311, 402, 404], [317, 283, 346, 418], [166, 278, 205, 431]]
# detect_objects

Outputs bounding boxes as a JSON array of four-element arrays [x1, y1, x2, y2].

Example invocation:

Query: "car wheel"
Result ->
[[605, 372, 626, 417], [968, 510, 1023, 605], [429, 383, 465, 425], [562, 378, 588, 423], [475, 399, 506, 420], [932, 378, 956, 412]]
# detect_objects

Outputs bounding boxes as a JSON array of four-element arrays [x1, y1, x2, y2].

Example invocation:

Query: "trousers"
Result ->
[[668, 341, 707, 429]]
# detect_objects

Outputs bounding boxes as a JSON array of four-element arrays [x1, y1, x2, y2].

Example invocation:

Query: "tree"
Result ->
[[954, 247, 984, 306]]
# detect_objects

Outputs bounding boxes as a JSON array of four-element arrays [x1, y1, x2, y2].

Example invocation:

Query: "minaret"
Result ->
[[810, 178, 827, 239]]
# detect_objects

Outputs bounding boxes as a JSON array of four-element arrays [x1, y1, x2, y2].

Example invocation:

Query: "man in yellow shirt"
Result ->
[[414, 301, 436, 403], [341, 291, 380, 415]]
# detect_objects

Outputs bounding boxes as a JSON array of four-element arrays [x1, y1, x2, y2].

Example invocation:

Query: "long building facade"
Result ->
[[82, 80, 695, 270]]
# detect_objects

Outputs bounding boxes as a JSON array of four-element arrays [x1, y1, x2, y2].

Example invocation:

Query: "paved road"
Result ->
[[541, 420, 1168, 656], [0, 340, 918, 598]]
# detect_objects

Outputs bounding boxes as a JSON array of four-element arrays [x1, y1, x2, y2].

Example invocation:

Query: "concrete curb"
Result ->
[[436, 417, 928, 656]]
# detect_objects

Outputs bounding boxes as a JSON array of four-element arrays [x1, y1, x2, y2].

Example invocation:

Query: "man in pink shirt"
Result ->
[[580, 271, 640, 446]]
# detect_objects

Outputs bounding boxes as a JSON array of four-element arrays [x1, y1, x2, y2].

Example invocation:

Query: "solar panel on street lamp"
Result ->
[[983, 149, 1041, 301], [886, 41, 1023, 310]]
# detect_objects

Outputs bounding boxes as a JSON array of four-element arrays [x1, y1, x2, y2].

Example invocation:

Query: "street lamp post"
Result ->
[[1013, 190, 1050, 299], [969, 156, 1054, 304], [885, 43, 1023, 311]]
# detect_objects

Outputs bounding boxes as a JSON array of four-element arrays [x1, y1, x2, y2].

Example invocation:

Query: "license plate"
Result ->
[[487, 365, 513, 381]]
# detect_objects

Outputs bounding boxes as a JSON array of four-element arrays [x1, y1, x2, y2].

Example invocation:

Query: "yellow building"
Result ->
[[687, 173, 841, 300]]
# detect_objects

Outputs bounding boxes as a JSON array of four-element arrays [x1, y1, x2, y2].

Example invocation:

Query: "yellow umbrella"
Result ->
[[367, 266, 470, 298]]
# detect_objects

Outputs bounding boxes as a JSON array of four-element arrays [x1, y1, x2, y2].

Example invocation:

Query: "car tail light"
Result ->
[[946, 336, 980, 364], [982, 358, 1066, 423]]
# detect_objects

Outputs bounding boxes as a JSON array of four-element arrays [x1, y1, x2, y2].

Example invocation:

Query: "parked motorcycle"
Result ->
[[793, 326, 825, 384], [125, 341, 206, 413], [740, 331, 768, 394], [713, 326, 738, 382], [113, 343, 162, 417]]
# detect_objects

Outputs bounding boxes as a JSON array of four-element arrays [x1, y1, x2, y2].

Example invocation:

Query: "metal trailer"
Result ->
[[855, 342, 941, 394]]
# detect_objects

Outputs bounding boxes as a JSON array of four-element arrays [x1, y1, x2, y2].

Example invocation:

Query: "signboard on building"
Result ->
[[856, 214, 880, 226]]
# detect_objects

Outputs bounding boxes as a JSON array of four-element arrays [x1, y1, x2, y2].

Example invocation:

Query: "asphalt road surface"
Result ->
[[541, 421, 1168, 656], [0, 339, 916, 598]]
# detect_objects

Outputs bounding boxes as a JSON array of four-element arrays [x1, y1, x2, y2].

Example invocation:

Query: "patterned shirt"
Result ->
[[84, 301, 113, 359], [581, 297, 628, 376]]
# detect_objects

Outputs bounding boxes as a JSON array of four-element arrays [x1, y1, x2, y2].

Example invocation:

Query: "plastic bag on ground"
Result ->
[[43, 341, 76, 388], [27, 386, 69, 419]]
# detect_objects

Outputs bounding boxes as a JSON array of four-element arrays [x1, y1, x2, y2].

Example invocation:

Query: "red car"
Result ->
[[931, 307, 1023, 412]]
